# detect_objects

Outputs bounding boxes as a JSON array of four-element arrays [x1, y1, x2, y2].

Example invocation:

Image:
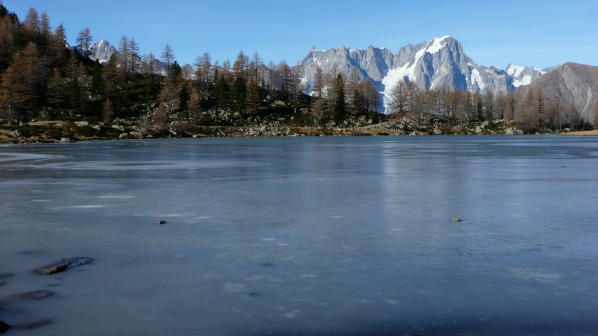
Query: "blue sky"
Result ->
[[4, 0, 598, 69]]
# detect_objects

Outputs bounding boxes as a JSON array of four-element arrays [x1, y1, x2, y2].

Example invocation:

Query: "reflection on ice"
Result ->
[[9, 159, 261, 170], [0, 136, 597, 335]]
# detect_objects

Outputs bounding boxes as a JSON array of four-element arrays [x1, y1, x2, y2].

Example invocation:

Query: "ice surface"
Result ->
[[1, 136, 598, 335]]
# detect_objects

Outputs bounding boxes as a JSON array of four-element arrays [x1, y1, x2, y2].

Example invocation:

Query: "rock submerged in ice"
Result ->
[[34, 258, 93, 275]]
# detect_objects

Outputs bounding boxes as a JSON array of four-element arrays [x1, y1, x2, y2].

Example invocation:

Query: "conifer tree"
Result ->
[[213, 74, 230, 109], [40, 12, 50, 37], [161, 44, 174, 72], [118, 35, 130, 73], [129, 38, 140, 72], [102, 98, 113, 122], [232, 51, 247, 79], [314, 66, 324, 98], [333, 74, 346, 120], [76, 28, 92, 55], [231, 75, 246, 112], [0, 51, 29, 120], [46, 68, 66, 110], [245, 78, 261, 112], [23, 8, 40, 32]]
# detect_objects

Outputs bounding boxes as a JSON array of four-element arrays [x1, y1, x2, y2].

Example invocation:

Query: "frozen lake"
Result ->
[[1, 136, 598, 335]]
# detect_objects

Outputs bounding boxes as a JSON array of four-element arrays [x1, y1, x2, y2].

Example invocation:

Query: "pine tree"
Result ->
[[213, 74, 230, 109], [231, 75, 246, 112], [333, 74, 346, 120]]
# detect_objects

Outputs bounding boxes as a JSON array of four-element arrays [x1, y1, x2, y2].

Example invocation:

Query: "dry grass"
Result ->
[[562, 130, 598, 136]]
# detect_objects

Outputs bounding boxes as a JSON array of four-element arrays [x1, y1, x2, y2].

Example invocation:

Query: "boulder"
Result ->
[[112, 125, 125, 131], [14, 290, 55, 300], [0, 321, 10, 334], [59, 137, 72, 143], [118, 133, 129, 139], [9, 130, 21, 138], [92, 125, 101, 131], [35, 258, 93, 275], [129, 131, 142, 138], [74, 121, 89, 127], [0, 273, 13, 280]]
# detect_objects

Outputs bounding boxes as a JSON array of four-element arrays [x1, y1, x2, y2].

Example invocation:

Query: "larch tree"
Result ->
[[161, 44, 174, 72], [118, 36, 130, 73], [536, 88, 545, 128], [46, 68, 66, 110], [0, 51, 33, 119], [357, 79, 379, 113], [40, 12, 50, 37], [129, 38, 140, 72], [232, 51, 247, 79], [76, 28, 92, 55], [313, 66, 324, 98], [245, 78, 261, 112], [23, 8, 40, 32]]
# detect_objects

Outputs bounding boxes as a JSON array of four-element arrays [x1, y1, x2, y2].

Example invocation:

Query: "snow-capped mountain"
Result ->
[[88, 40, 116, 64], [86, 40, 194, 79], [506, 64, 548, 88], [298, 36, 549, 111]]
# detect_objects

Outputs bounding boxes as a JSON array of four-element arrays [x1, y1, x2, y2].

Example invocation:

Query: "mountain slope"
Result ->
[[516, 63, 598, 125]]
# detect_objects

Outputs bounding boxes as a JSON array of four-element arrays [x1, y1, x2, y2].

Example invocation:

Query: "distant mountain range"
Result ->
[[297, 36, 557, 109], [86, 37, 598, 125]]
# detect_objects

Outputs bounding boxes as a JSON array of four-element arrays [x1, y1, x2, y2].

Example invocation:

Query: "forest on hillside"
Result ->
[[0, 4, 591, 139]]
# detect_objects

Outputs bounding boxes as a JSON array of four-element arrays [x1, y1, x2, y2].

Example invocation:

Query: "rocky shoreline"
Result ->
[[0, 117, 543, 144]]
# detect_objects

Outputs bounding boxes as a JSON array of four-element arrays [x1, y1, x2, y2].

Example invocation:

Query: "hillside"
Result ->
[[516, 63, 598, 126]]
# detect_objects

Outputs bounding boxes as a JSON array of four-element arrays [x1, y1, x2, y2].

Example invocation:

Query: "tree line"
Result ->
[[387, 81, 588, 131], [0, 4, 590, 131]]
